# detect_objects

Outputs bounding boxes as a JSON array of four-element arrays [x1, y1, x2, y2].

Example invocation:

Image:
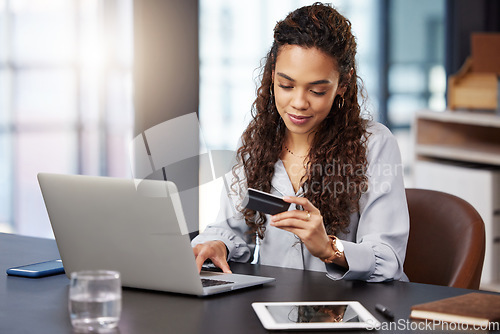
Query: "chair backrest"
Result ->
[[403, 188, 486, 290]]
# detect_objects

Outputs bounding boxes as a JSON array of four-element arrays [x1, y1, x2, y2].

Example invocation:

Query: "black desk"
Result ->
[[1, 232, 498, 334]]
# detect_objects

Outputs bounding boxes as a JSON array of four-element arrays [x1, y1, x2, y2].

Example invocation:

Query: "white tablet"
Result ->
[[252, 301, 381, 330]]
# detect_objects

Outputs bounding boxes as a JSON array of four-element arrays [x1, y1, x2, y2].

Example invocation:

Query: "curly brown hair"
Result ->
[[232, 2, 369, 240]]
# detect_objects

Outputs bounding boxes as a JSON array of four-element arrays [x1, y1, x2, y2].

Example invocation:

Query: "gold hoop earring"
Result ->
[[336, 95, 344, 110]]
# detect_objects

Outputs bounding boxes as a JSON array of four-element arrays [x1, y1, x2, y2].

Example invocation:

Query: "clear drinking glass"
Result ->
[[69, 270, 122, 333]]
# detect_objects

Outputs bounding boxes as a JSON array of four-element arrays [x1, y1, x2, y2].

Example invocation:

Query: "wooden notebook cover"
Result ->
[[411, 293, 500, 322]]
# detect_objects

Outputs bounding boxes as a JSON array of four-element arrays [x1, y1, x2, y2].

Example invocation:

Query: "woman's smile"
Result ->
[[287, 113, 313, 125]]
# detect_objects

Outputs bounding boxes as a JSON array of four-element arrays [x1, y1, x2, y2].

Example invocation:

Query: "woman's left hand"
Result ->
[[270, 196, 332, 260]]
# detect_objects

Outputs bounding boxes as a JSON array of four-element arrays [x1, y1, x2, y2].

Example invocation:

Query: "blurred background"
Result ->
[[0, 0, 134, 237], [0, 0, 497, 239]]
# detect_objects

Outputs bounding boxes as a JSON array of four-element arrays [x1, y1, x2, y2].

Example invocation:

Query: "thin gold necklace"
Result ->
[[283, 144, 308, 158]]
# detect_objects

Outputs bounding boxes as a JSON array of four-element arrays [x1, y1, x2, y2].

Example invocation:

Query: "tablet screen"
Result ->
[[265, 304, 359, 324], [252, 301, 380, 330]]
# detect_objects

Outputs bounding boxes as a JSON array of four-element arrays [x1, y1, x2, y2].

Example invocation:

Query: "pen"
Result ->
[[375, 303, 395, 320]]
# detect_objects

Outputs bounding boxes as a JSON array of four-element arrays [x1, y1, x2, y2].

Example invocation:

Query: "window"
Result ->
[[387, 0, 446, 127], [0, 0, 134, 237], [386, 0, 446, 178]]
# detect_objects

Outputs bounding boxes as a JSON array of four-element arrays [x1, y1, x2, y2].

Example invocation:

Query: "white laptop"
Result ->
[[37, 173, 275, 296]]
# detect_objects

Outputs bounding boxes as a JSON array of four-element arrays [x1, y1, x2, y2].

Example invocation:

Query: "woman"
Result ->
[[192, 2, 409, 282]]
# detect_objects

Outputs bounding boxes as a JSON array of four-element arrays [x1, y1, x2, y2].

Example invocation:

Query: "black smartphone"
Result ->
[[243, 188, 291, 215], [6, 259, 65, 278]]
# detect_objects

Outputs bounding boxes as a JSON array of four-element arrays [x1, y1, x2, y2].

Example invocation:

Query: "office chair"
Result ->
[[403, 188, 486, 290]]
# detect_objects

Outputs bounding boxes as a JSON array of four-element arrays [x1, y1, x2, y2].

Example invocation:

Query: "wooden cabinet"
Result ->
[[413, 110, 500, 289]]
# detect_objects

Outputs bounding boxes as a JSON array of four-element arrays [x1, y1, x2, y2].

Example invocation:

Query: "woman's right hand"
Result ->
[[193, 240, 232, 274]]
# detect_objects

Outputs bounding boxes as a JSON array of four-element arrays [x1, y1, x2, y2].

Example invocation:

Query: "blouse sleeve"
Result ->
[[191, 173, 253, 263], [326, 123, 409, 282]]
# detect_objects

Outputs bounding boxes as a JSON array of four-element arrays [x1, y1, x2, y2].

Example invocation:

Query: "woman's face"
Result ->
[[272, 45, 344, 137]]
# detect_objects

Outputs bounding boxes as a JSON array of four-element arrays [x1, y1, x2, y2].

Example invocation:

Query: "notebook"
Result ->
[[410, 292, 500, 327], [37, 173, 275, 296]]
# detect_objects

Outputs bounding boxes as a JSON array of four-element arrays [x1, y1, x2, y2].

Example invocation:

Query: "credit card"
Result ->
[[243, 188, 290, 215]]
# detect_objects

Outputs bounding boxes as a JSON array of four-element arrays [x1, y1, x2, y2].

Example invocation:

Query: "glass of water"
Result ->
[[69, 270, 122, 333]]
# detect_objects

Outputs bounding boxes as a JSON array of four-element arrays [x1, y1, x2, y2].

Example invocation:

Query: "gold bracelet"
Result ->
[[320, 235, 344, 264]]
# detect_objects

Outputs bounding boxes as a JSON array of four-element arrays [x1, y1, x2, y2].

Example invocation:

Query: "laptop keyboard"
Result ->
[[201, 278, 234, 287]]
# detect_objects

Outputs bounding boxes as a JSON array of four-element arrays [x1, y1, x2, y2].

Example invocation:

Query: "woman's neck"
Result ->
[[285, 131, 313, 156]]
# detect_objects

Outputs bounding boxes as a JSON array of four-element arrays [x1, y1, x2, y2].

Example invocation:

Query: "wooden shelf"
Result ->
[[416, 144, 500, 166], [414, 110, 500, 166], [416, 109, 500, 127]]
